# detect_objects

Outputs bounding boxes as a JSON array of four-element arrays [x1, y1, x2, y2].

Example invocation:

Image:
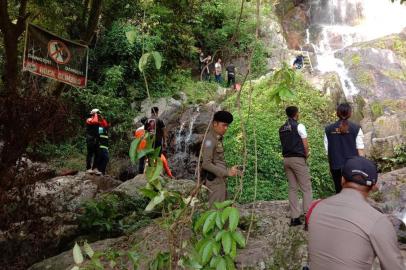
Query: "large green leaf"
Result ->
[[73, 242, 84, 264], [232, 231, 246, 248], [230, 240, 237, 259], [151, 51, 162, 70], [125, 29, 137, 45], [139, 187, 158, 199], [221, 232, 232, 255], [216, 258, 227, 270], [221, 207, 232, 224], [225, 255, 236, 270], [228, 208, 240, 231], [83, 241, 94, 258], [215, 212, 223, 229], [203, 211, 217, 235], [139, 53, 150, 73], [129, 138, 141, 164], [145, 191, 166, 212], [202, 241, 213, 265], [146, 158, 163, 181], [213, 200, 233, 210], [215, 230, 227, 242], [194, 211, 213, 232]]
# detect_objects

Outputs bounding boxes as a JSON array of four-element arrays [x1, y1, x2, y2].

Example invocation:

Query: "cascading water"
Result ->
[[308, 0, 406, 99]]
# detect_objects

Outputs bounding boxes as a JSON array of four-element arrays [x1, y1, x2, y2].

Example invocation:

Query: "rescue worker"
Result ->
[[292, 54, 304, 69], [85, 109, 108, 173], [279, 106, 312, 227], [308, 156, 404, 270], [325, 102, 364, 193], [135, 116, 173, 177], [201, 110, 241, 206], [96, 127, 109, 175], [146, 107, 167, 155], [226, 62, 236, 88]]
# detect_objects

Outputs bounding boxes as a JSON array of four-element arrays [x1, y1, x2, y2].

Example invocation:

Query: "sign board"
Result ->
[[23, 23, 89, 88]]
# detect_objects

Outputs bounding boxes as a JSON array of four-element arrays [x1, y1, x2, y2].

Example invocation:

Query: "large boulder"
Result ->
[[29, 172, 122, 214], [113, 174, 199, 199]]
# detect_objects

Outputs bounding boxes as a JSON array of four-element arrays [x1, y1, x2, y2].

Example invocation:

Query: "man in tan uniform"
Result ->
[[202, 111, 240, 206], [308, 156, 404, 270], [279, 106, 312, 227]]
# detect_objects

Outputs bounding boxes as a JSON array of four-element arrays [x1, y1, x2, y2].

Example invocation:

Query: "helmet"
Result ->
[[90, 108, 100, 115]]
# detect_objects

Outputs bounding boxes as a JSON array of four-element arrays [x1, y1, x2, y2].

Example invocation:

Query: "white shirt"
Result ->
[[324, 128, 364, 153], [215, 62, 222, 75], [297, 123, 307, 139]]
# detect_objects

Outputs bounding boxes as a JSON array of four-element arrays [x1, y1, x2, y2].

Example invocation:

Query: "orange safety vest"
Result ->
[[134, 128, 147, 151]]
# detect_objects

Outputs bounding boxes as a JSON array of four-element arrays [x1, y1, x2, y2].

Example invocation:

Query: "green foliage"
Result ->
[[370, 102, 384, 120], [149, 252, 170, 270], [71, 241, 140, 269], [78, 193, 150, 236], [224, 73, 336, 203], [379, 143, 406, 172], [182, 201, 245, 269], [250, 40, 268, 78]]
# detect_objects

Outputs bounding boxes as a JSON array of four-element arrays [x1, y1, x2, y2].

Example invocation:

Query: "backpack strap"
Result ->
[[305, 199, 323, 227]]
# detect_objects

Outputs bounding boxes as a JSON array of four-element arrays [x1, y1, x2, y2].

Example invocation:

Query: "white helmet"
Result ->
[[90, 108, 100, 115]]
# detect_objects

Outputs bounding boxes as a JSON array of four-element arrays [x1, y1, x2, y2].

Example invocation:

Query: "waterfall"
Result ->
[[174, 106, 200, 154], [309, 0, 406, 99]]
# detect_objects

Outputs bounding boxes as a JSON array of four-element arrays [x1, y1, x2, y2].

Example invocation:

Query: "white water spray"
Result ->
[[310, 0, 406, 99]]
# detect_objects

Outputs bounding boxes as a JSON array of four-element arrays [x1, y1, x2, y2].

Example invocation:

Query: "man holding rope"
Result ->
[[201, 110, 241, 206]]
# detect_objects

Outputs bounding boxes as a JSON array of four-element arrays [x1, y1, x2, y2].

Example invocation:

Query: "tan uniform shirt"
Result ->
[[202, 129, 228, 205], [308, 188, 404, 270]]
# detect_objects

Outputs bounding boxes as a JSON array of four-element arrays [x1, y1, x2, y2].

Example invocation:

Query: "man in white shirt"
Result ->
[[279, 106, 312, 227], [214, 58, 222, 83]]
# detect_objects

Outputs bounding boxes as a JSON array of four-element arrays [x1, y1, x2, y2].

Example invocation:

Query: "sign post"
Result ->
[[23, 23, 89, 88]]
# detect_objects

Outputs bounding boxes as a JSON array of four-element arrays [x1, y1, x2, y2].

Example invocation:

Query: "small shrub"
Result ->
[[78, 193, 150, 237]]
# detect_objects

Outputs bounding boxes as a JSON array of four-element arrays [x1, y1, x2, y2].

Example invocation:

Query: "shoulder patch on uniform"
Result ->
[[205, 139, 213, 147]]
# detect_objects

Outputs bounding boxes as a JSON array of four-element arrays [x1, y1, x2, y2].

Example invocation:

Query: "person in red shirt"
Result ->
[[86, 109, 109, 174]]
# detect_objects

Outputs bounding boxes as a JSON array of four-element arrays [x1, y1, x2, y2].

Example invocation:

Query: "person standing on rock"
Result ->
[[214, 58, 222, 84], [325, 102, 365, 193], [226, 62, 236, 88], [202, 111, 240, 206], [308, 156, 404, 270], [146, 107, 168, 156], [85, 109, 109, 174], [279, 106, 312, 227]]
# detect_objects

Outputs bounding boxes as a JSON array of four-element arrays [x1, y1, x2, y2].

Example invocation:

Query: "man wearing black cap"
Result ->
[[308, 157, 404, 269], [201, 110, 240, 206]]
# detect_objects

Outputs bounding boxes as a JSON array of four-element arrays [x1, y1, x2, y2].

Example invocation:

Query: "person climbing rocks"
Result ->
[[95, 126, 109, 175], [146, 107, 167, 155], [214, 58, 222, 83], [325, 102, 365, 193], [279, 106, 312, 227], [308, 156, 404, 270], [226, 62, 236, 88], [292, 54, 304, 69], [201, 110, 241, 206], [85, 109, 109, 174], [134, 116, 172, 177]]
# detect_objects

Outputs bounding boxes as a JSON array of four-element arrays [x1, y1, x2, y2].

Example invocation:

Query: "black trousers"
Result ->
[[227, 75, 235, 87], [330, 168, 343, 194], [97, 148, 109, 174], [86, 140, 98, 170]]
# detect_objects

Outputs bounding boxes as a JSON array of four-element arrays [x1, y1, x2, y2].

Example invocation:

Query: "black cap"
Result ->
[[213, 111, 233, 124], [342, 156, 378, 187]]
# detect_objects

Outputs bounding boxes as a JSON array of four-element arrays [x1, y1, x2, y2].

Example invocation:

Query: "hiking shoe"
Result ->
[[86, 169, 94, 174], [93, 169, 102, 176], [290, 218, 302, 227]]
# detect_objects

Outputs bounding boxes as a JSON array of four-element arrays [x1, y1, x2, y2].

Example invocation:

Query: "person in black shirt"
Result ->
[[146, 107, 167, 155], [226, 63, 236, 88]]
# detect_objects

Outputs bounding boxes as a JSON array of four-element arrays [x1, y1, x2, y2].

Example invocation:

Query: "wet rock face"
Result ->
[[282, 5, 309, 50]]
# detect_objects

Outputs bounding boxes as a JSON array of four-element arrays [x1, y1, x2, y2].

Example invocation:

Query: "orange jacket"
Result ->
[[134, 127, 147, 151], [86, 114, 109, 128]]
